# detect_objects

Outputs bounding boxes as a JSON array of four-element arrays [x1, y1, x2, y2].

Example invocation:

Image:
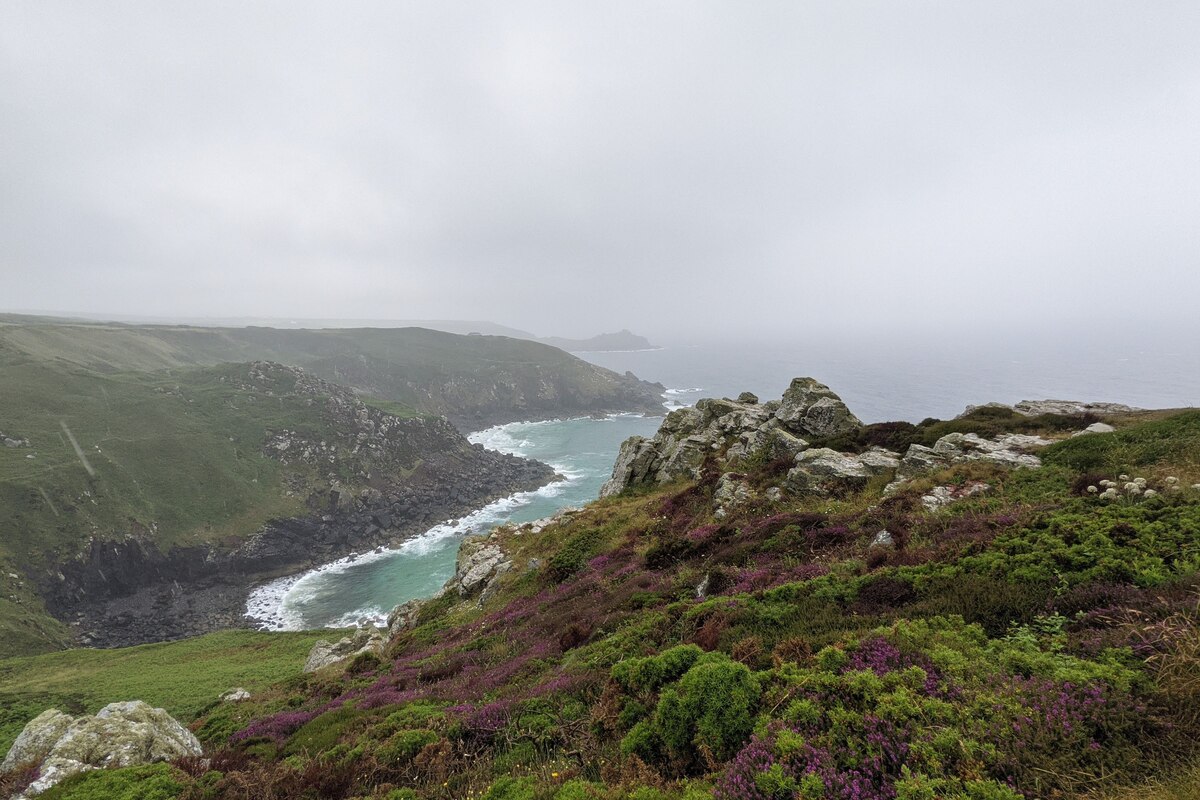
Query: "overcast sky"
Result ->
[[2, 2, 1198, 339]]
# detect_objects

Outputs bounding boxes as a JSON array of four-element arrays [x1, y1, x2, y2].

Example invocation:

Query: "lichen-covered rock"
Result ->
[[1, 709, 73, 772], [713, 473, 755, 518], [1073, 422, 1117, 437], [774, 378, 862, 438], [220, 688, 251, 702], [933, 432, 1050, 468], [785, 447, 899, 493], [601, 378, 855, 496], [444, 536, 511, 598], [901, 432, 1050, 475], [1012, 399, 1141, 416], [386, 598, 424, 639], [3, 701, 201, 797], [304, 625, 385, 673], [921, 482, 990, 512]]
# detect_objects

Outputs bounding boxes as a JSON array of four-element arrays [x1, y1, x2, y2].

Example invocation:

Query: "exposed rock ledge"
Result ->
[[961, 400, 1142, 418], [1, 702, 201, 797], [601, 378, 1063, 502]]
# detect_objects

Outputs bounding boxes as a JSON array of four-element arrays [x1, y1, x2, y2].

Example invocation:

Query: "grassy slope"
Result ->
[[0, 356, 391, 657], [101, 409, 1196, 800], [0, 629, 330, 756], [0, 318, 653, 417]]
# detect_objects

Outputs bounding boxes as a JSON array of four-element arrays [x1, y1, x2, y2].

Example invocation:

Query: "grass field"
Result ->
[[0, 629, 332, 755]]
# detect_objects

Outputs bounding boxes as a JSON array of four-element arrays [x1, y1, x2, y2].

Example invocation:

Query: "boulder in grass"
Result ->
[[2, 701, 201, 797]]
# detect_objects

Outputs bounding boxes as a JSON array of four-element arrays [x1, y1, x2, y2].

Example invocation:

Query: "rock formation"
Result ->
[[601, 377, 858, 497], [304, 625, 387, 673], [603, 378, 1061, 501], [2, 701, 202, 797], [960, 400, 1142, 418]]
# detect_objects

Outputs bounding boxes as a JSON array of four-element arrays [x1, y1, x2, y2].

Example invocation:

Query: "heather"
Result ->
[[7, 410, 1200, 798]]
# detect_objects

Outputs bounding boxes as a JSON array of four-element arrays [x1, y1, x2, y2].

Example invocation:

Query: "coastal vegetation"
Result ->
[[6, 403, 1200, 798], [0, 314, 660, 659]]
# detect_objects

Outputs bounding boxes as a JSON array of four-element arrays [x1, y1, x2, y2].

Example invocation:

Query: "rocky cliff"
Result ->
[[32, 362, 556, 649], [602, 377, 1074, 512]]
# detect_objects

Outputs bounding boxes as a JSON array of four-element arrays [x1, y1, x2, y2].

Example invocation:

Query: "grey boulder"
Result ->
[[2, 702, 201, 797]]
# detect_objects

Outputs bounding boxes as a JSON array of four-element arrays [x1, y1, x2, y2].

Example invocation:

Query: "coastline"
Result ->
[[58, 455, 557, 649], [246, 412, 666, 631]]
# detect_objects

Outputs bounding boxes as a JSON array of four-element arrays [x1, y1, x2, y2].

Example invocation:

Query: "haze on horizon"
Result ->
[[2, 2, 1199, 341]]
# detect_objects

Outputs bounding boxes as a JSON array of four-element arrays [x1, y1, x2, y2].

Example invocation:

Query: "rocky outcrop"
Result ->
[[774, 378, 863, 438], [901, 432, 1051, 474], [304, 626, 386, 673], [960, 400, 1141, 418], [921, 482, 990, 512], [386, 599, 424, 639], [785, 447, 900, 493], [2, 702, 201, 797], [1013, 400, 1141, 417], [602, 378, 1067, 504], [713, 473, 755, 518], [1, 430, 31, 448], [1073, 422, 1116, 436], [602, 377, 861, 497], [442, 535, 512, 600]]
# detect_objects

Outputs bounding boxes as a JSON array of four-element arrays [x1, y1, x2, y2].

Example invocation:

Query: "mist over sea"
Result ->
[[247, 329, 1200, 631], [583, 330, 1200, 423]]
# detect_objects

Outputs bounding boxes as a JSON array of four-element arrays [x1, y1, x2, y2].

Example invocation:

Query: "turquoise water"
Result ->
[[246, 413, 661, 630]]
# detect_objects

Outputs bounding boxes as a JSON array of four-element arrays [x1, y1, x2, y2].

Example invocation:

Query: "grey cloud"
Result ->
[[2, 1, 1198, 338]]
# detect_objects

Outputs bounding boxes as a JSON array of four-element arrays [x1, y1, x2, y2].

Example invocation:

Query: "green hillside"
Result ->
[[0, 629, 329, 758], [8, 409, 1199, 799], [0, 317, 664, 423]]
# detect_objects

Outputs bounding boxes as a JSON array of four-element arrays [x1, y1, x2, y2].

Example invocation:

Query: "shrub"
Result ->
[[38, 764, 184, 800], [654, 655, 761, 766], [483, 775, 539, 800], [612, 645, 704, 695], [376, 728, 440, 766], [549, 530, 600, 582]]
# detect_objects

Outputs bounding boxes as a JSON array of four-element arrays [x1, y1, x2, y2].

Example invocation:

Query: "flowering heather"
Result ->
[[451, 699, 513, 740], [188, 411, 1200, 799], [846, 636, 944, 696], [231, 709, 320, 743]]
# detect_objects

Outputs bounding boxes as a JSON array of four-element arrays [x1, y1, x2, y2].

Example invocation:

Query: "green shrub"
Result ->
[[376, 728, 439, 766], [555, 779, 605, 799], [654, 655, 761, 764], [612, 644, 704, 695], [38, 764, 184, 800], [483, 775, 539, 800]]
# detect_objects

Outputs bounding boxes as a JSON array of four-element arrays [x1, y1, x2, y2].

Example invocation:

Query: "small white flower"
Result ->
[[1125, 483, 1141, 494], [1133, 477, 1147, 486], [1165, 476, 1179, 485], [1143, 489, 1158, 497], [1087, 485, 1099, 493], [1119, 474, 1130, 481], [1099, 480, 1115, 488]]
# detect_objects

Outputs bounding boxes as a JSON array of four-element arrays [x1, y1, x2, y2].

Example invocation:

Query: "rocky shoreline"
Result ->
[[37, 362, 566, 650], [51, 451, 555, 649]]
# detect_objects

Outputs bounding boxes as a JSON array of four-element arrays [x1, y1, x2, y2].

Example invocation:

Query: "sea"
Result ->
[[246, 331, 1200, 631]]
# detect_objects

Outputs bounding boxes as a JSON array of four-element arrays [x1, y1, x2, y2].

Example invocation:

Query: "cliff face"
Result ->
[[6, 361, 555, 651]]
